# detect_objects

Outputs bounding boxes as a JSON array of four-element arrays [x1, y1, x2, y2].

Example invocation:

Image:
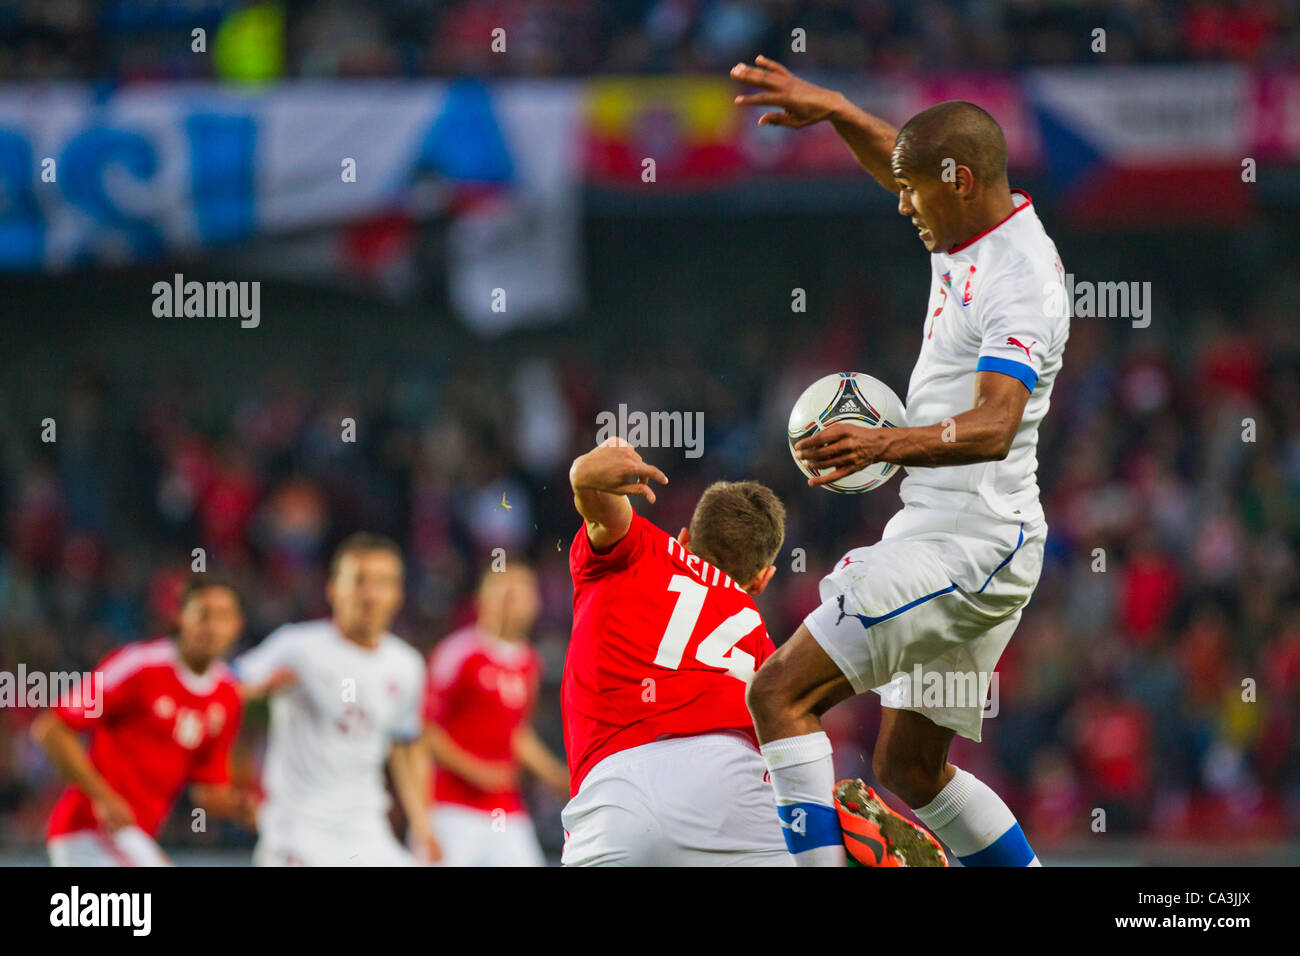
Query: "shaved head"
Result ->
[[892, 101, 1008, 188]]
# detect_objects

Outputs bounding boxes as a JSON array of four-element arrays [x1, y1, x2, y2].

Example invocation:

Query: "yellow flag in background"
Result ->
[[214, 3, 286, 84]]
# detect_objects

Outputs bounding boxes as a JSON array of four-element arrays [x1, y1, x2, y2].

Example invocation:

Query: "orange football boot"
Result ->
[[834, 779, 949, 867]]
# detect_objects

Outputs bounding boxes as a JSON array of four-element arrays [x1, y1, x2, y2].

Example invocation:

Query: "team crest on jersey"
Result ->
[[960, 266, 976, 307], [498, 672, 529, 708], [478, 665, 529, 708], [206, 702, 226, 732], [941, 270, 952, 288], [174, 708, 206, 749]]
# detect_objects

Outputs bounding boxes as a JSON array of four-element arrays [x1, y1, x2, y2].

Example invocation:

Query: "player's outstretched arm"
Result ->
[[731, 56, 900, 193], [569, 438, 668, 552], [30, 711, 135, 832], [512, 725, 570, 798], [231, 628, 299, 700], [424, 723, 518, 793]]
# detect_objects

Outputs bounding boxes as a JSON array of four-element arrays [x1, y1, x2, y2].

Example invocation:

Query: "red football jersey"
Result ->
[[47, 638, 243, 839], [563, 513, 775, 796], [423, 626, 541, 813]]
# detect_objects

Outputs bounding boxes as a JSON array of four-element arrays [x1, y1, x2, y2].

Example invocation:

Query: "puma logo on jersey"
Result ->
[[1007, 337, 1036, 360], [835, 594, 851, 626], [835, 593, 891, 631], [840, 555, 862, 570]]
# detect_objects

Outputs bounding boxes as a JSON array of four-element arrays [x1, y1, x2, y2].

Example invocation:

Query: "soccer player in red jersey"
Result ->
[[561, 438, 791, 866], [421, 564, 569, 866], [32, 576, 256, 866]]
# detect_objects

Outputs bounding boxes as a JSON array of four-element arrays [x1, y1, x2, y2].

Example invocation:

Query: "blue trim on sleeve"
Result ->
[[976, 356, 1037, 391]]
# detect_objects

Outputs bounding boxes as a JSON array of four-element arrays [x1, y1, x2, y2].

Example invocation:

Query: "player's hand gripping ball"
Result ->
[[788, 372, 906, 493]]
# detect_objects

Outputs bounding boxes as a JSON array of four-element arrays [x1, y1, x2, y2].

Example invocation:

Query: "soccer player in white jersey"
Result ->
[[733, 57, 1069, 867], [235, 533, 438, 866]]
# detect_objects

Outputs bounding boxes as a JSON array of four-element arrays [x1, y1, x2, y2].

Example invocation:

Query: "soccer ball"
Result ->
[[787, 372, 907, 494]]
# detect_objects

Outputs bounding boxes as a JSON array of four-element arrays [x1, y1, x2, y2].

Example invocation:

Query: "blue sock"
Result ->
[[913, 766, 1040, 867]]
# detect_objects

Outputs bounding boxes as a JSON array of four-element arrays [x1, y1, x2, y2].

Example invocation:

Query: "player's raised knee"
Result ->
[[745, 652, 793, 727], [746, 629, 847, 733]]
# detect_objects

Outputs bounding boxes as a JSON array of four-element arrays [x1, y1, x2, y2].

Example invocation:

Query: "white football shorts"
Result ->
[[561, 732, 792, 867], [804, 507, 1046, 742], [422, 805, 546, 867], [253, 804, 417, 867], [48, 826, 170, 867]]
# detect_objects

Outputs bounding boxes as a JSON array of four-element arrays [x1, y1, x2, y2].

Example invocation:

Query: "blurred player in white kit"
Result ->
[[235, 533, 438, 866]]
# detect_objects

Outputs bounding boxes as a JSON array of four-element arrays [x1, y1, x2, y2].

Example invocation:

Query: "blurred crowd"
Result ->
[[1, 232, 1298, 853], [2, 0, 1299, 83], [1, 161, 1299, 859]]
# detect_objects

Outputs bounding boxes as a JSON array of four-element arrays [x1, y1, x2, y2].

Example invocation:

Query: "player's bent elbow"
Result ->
[[567, 455, 590, 495], [985, 426, 1015, 461]]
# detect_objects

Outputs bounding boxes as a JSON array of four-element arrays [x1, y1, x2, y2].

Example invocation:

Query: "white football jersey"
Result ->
[[898, 190, 1069, 528], [234, 619, 425, 827]]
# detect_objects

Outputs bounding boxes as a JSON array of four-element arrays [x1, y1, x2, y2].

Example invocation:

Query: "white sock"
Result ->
[[913, 766, 1039, 867], [759, 731, 845, 867]]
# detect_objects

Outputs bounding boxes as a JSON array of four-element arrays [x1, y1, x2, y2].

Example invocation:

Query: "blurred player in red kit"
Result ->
[[561, 438, 791, 866], [421, 564, 569, 866], [31, 575, 256, 866]]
